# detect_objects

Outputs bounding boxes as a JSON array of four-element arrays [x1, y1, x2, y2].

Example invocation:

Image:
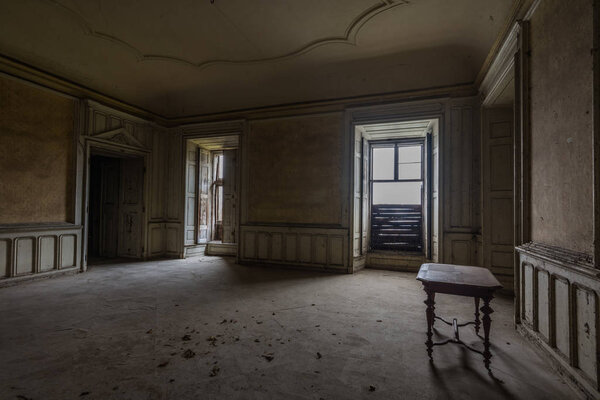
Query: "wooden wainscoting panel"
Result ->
[[39, 236, 56, 272], [15, 237, 34, 275], [537, 269, 550, 341], [0, 239, 9, 277], [574, 285, 598, 384], [60, 235, 76, 268], [554, 275, 571, 360]]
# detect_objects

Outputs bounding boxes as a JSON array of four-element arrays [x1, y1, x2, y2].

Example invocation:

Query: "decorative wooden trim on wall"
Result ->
[[0, 224, 82, 284], [517, 243, 599, 398], [239, 225, 348, 272]]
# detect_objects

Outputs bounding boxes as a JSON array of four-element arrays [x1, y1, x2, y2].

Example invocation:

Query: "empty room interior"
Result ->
[[0, 0, 598, 399]]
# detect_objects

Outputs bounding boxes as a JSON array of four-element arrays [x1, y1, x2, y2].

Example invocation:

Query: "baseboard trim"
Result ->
[[0, 267, 80, 288]]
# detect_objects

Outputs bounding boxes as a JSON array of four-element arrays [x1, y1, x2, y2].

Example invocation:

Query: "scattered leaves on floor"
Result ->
[[261, 353, 274, 362], [207, 336, 217, 346], [209, 365, 220, 377], [182, 349, 196, 359]]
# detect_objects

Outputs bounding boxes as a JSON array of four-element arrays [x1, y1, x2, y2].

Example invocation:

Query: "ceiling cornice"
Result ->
[[0, 51, 477, 127], [0, 53, 167, 125], [40, 0, 410, 72], [475, 0, 534, 88]]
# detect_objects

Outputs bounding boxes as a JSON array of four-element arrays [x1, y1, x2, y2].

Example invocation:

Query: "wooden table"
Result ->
[[416, 263, 502, 372]]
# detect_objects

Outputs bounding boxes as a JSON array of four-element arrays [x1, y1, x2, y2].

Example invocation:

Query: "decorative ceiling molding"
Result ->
[[41, 0, 410, 71]]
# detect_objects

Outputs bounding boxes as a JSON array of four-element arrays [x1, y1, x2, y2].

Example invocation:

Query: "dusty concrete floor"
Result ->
[[0, 256, 577, 400]]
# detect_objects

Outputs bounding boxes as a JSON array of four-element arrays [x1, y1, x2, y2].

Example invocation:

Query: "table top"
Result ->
[[417, 263, 502, 289]]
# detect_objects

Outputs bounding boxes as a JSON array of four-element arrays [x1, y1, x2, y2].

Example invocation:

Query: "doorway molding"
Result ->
[[79, 102, 153, 271], [178, 120, 245, 259]]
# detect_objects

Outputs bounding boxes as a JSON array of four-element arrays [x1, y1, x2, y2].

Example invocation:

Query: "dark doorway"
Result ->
[[87, 154, 144, 264]]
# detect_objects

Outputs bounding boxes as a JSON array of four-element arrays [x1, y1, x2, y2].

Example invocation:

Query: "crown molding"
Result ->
[[0, 53, 167, 125], [0, 52, 477, 128], [475, 0, 536, 88]]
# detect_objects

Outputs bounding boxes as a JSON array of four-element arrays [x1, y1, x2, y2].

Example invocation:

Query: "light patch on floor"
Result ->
[[0, 256, 575, 399]]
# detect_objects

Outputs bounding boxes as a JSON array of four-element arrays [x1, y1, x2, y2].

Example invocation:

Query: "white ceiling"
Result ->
[[0, 0, 515, 118]]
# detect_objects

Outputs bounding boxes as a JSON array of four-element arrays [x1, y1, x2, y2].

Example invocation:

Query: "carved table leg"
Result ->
[[474, 297, 480, 335], [481, 296, 494, 372], [424, 288, 436, 361]]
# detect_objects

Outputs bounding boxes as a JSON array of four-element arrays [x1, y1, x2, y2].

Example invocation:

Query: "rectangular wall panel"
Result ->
[[60, 235, 76, 268], [329, 236, 344, 266], [313, 235, 327, 265], [285, 234, 297, 262], [15, 237, 34, 275], [257, 233, 270, 260], [0, 239, 9, 277], [271, 233, 283, 261], [244, 231, 256, 259], [537, 270, 550, 340], [575, 286, 597, 382], [39, 236, 56, 272], [299, 234, 311, 263], [523, 263, 534, 325], [554, 277, 571, 358]]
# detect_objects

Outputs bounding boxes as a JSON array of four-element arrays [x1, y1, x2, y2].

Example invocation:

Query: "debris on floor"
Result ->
[[369, 385, 376, 392], [182, 349, 196, 359], [207, 336, 217, 346], [261, 353, 274, 362], [209, 365, 220, 377], [316, 352, 322, 359], [182, 334, 191, 341], [157, 361, 169, 368]]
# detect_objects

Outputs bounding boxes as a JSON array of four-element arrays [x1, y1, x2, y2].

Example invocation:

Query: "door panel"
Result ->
[[118, 158, 144, 258], [100, 158, 120, 258], [198, 149, 211, 243], [222, 149, 237, 244], [482, 108, 514, 280]]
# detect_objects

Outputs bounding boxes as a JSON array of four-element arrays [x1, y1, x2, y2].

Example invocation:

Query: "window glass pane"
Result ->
[[397, 162, 421, 179], [397, 145, 421, 163], [372, 182, 422, 205], [372, 146, 394, 180]]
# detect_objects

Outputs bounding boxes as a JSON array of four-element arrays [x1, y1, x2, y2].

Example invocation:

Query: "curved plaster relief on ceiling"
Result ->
[[41, 0, 410, 71]]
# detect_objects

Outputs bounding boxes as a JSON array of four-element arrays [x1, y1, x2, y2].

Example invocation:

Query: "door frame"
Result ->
[[81, 138, 150, 271], [179, 121, 244, 260]]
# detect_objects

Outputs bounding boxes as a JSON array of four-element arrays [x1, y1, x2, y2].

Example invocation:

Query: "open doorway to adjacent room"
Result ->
[[87, 152, 145, 265], [185, 135, 239, 257], [353, 119, 440, 269]]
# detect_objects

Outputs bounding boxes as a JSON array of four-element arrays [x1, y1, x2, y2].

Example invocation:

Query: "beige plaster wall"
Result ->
[[246, 114, 343, 225], [529, 0, 594, 255], [0, 76, 75, 224]]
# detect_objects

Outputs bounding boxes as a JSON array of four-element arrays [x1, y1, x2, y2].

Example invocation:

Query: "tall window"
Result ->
[[370, 140, 424, 252]]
